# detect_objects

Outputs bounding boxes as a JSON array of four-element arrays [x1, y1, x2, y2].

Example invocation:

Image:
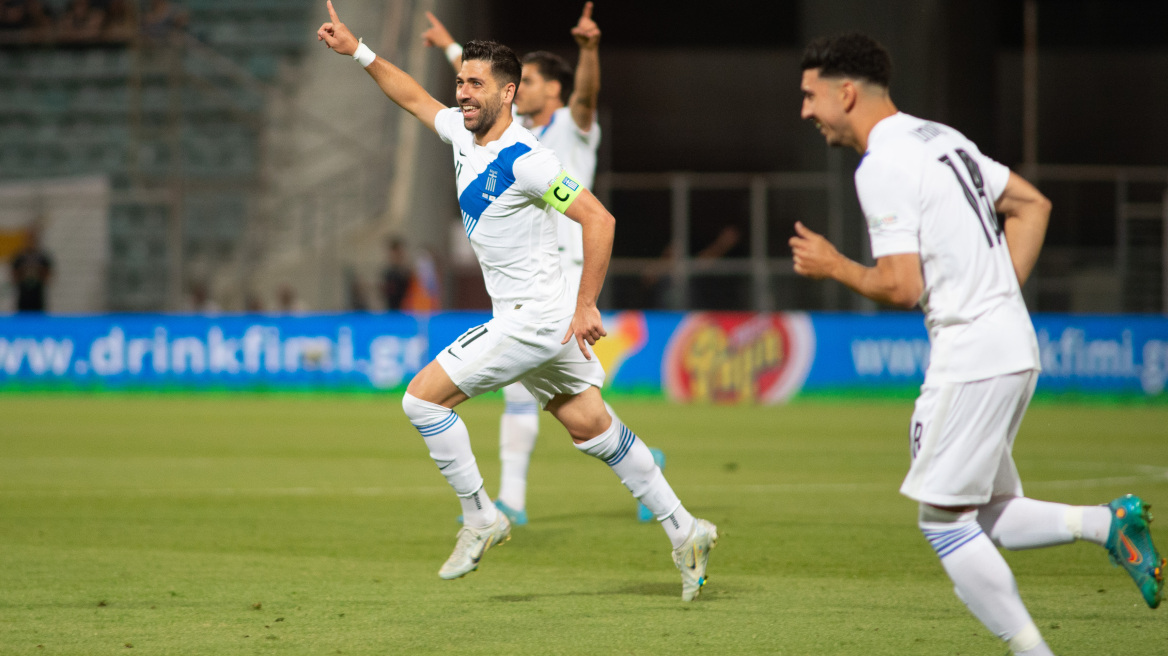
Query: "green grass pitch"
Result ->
[[1, 394, 1165, 655]]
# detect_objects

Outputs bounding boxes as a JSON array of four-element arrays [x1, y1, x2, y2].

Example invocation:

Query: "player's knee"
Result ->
[[402, 392, 449, 426], [918, 503, 976, 526]]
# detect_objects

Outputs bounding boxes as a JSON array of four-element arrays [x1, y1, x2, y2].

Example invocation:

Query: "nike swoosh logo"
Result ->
[[436, 459, 455, 471], [446, 347, 461, 361], [1120, 530, 1143, 565]]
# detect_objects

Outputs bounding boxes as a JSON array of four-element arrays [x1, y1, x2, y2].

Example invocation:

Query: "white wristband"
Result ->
[[444, 42, 463, 65], [353, 40, 376, 67]]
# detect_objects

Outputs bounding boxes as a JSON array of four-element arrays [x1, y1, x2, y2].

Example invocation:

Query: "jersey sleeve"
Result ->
[[509, 145, 575, 206], [855, 155, 922, 259], [975, 150, 1011, 202], [432, 107, 462, 145]]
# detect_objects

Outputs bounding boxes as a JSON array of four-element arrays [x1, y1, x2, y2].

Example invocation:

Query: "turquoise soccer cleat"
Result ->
[[1106, 494, 1165, 609], [637, 448, 667, 522], [494, 499, 528, 527]]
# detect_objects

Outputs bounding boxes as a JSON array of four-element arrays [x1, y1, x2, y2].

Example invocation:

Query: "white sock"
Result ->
[[402, 392, 497, 528], [603, 400, 622, 426], [979, 496, 1111, 549], [1076, 505, 1112, 546], [920, 505, 1052, 656], [576, 419, 694, 548], [497, 398, 539, 512]]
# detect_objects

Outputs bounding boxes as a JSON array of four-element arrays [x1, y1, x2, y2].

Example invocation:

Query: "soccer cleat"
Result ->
[[1105, 494, 1164, 609], [494, 499, 528, 527], [637, 448, 668, 522], [438, 511, 511, 580], [672, 518, 718, 601]]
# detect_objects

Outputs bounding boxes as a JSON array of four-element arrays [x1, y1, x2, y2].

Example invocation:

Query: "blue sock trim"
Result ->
[[605, 424, 635, 466], [922, 523, 984, 558], [504, 401, 539, 415], [413, 410, 458, 437]]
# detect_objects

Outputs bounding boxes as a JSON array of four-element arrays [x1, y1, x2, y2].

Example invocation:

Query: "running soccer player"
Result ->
[[791, 32, 1163, 655], [422, 3, 662, 526], [316, 2, 716, 601]]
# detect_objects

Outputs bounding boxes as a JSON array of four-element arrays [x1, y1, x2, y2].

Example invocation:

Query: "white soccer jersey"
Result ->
[[434, 107, 580, 325], [524, 107, 600, 281], [856, 112, 1040, 383]]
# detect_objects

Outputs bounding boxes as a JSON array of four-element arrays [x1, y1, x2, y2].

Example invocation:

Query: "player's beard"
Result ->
[[463, 93, 505, 137]]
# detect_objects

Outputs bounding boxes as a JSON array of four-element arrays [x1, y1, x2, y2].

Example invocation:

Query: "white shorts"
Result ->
[[436, 313, 606, 408], [900, 369, 1038, 507]]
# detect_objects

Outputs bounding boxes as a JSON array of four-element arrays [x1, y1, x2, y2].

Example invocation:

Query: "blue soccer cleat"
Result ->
[[637, 448, 667, 522], [1106, 494, 1165, 609], [494, 499, 528, 527]]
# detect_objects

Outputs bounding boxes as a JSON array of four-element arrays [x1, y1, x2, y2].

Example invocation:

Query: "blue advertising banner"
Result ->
[[0, 314, 427, 390], [1, 312, 1165, 399]]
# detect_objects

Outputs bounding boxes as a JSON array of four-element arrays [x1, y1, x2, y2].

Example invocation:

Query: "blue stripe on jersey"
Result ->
[[922, 523, 983, 558], [457, 141, 532, 237], [413, 410, 458, 437], [605, 424, 636, 466]]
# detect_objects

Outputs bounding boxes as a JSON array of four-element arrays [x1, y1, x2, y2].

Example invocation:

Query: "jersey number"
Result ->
[[938, 149, 1003, 248]]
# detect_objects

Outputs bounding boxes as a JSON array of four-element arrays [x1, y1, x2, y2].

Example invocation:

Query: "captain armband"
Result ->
[[541, 171, 583, 214]]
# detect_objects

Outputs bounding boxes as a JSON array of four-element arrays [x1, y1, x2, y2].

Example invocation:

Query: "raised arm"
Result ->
[[559, 188, 615, 358], [567, 2, 601, 131], [790, 221, 923, 309], [995, 171, 1051, 287], [318, 1, 444, 133], [421, 11, 462, 73]]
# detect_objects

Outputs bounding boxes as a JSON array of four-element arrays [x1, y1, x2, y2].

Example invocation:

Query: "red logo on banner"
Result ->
[[662, 313, 815, 404]]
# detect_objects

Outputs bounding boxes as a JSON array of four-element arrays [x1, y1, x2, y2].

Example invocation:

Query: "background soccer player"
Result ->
[[422, 4, 661, 526], [790, 32, 1163, 655], [317, 1, 717, 601]]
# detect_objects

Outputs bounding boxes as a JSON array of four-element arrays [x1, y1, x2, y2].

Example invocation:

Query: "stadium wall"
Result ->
[[1, 312, 1166, 401]]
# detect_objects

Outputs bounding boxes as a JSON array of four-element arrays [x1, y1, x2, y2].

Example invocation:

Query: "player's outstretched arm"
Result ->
[[996, 171, 1051, 287], [318, 1, 444, 133], [790, 221, 923, 308], [560, 188, 614, 359], [421, 11, 462, 73], [568, 2, 601, 131]]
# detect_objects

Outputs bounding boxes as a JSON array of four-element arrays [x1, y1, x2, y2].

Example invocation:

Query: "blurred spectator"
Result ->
[[184, 280, 220, 314], [9, 224, 53, 313], [244, 291, 264, 313], [380, 237, 412, 311], [0, 0, 27, 37], [57, 0, 104, 43], [141, 0, 185, 43], [100, 0, 134, 43], [639, 225, 744, 309], [0, 0, 53, 44], [275, 283, 307, 314], [402, 245, 441, 312]]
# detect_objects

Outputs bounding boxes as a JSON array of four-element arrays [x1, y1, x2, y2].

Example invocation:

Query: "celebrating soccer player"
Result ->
[[317, 2, 717, 601], [421, 4, 662, 527], [791, 32, 1163, 654]]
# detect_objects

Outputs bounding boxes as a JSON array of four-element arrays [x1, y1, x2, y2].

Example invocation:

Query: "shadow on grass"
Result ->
[[491, 581, 727, 603]]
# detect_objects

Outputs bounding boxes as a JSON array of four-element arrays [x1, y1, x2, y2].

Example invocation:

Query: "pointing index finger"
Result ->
[[327, 0, 340, 24], [581, 1, 593, 20]]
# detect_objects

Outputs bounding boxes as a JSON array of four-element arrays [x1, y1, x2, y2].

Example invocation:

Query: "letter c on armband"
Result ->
[[541, 171, 582, 214]]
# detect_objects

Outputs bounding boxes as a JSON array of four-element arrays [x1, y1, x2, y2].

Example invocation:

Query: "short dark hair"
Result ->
[[521, 50, 573, 105], [462, 39, 522, 89], [801, 32, 892, 88]]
